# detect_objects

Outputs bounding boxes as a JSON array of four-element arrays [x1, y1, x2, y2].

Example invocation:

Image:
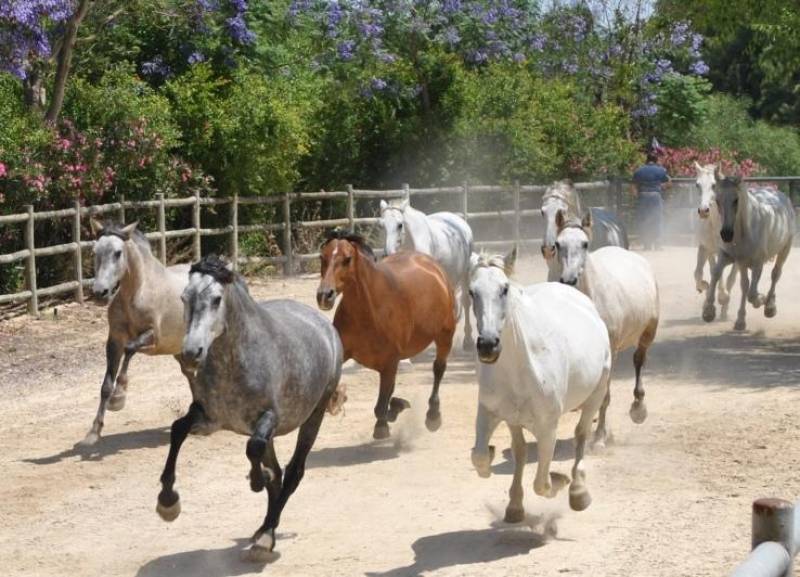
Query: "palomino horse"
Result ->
[[317, 231, 456, 439], [540, 180, 628, 281], [380, 198, 474, 350], [81, 220, 192, 446], [469, 249, 611, 520], [554, 211, 660, 447], [156, 256, 342, 561], [693, 162, 737, 318], [702, 174, 795, 331]]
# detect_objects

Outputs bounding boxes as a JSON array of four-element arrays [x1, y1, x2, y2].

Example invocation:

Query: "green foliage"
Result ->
[[653, 73, 711, 145], [0, 76, 51, 172]]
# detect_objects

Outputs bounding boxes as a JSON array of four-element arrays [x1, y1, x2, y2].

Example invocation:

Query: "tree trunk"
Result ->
[[45, 0, 92, 125], [23, 68, 46, 113]]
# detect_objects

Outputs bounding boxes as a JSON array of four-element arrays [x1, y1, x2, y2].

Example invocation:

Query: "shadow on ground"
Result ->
[[491, 438, 575, 475], [307, 440, 402, 468], [22, 426, 169, 465], [136, 538, 278, 577]]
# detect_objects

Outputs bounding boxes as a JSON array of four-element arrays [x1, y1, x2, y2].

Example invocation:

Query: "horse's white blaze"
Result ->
[[182, 272, 226, 362], [93, 234, 128, 300]]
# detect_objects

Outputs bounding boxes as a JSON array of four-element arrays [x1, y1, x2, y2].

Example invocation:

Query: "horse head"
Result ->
[[469, 246, 516, 364], [716, 175, 743, 243], [181, 255, 235, 365], [694, 161, 718, 219], [317, 230, 375, 310], [541, 180, 577, 260], [555, 209, 592, 286], [90, 219, 139, 304], [379, 199, 409, 256]]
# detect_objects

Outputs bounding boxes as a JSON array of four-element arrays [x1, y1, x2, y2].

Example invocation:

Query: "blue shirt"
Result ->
[[633, 163, 669, 193]]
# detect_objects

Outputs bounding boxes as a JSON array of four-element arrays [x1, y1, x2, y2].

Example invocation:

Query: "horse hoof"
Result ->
[[249, 470, 265, 493], [590, 438, 606, 453], [702, 305, 716, 323], [569, 487, 592, 511], [425, 411, 442, 432], [629, 400, 647, 424], [504, 506, 525, 524], [549, 472, 571, 495], [79, 431, 100, 447], [387, 397, 411, 422], [373, 423, 391, 440], [765, 304, 777, 318], [471, 445, 494, 478], [246, 531, 277, 563], [696, 281, 709, 293], [156, 497, 181, 522], [733, 319, 746, 331], [108, 394, 126, 412]]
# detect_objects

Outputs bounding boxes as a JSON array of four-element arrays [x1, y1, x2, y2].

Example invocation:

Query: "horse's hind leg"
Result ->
[[426, 331, 453, 432], [461, 281, 475, 351], [734, 266, 751, 331], [80, 337, 124, 446], [156, 401, 204, 522], [571, 370, 609, 512], [630, 319, 657, 424], [246, 410, 277, 493], [747, 263, 765, 308], [703, 251, 733, 322], [719, 262, 737, 320], [694, 245, 708, 293], [248, 401, 326, 561], [505, 425, 527, 523], [109, 329, 155, 411], [765, 243, 791, 318]]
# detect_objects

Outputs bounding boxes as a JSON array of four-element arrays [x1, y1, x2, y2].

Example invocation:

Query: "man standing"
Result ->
[[631, 145, 671, 250]]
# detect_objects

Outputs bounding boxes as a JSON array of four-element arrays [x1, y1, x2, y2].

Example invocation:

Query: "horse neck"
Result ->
[[734, 189, 754, 245], [118, 241, 146, 299], [343, 252, 392, 330], [220, 282, 263, 348], [404, 206, 433, 254], [569, 189, 583, 215], [577, 255, 596, 299]]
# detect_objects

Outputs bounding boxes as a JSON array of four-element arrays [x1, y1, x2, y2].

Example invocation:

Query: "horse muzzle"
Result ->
[[697, 207, 710, 219], [720, 228, 734, 243], [559, 277, 578, 287], [476, 336, 501, 364], [181, 346, 205, 367], [316, 288, 336, 311], [92, 281, 120, 305]]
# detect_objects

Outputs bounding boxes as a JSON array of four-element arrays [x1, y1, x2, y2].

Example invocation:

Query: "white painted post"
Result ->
[[283, 192, 293, 276], [156, 193, 167, 265], [347, 185, 355, 231], [24, 205, 38, 317], [403, 182, 410, 202], [513, 180, 521, 245], [230, 194, 238, 271], [193, 190, 201, 261], [462, 181, 468, 220], [118, 193, 126, 224], [72, 200, 83, 304]]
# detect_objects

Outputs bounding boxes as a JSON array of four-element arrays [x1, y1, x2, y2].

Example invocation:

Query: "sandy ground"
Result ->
[[1, 246, 799, 577]]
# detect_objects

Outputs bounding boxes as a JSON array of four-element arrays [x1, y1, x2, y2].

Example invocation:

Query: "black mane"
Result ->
[[721, 175, 742, 187], [323, 229, 377, 262], [190, 254, 235, 284]]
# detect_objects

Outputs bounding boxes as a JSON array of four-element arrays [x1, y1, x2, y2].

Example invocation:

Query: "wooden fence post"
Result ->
[[230, 194, 239, 271], [403, 182, 410, 201], [614, 177, 623, 213], [156, 193, 167, 265], [118, 193, 125, 224], [72, 201, 83, 304], [462, 181, 469, 220], [24, 205, 38, 317], [346, 185, 355, 231], [751, 498, 795, 577], [193, 190, 201, 262], [513, 180, 521, 245], [283, 192, 293, 276]]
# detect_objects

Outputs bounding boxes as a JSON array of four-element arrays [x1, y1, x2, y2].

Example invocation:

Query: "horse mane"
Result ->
[[720, 175, 742, 188], [323, 229, 377, 262], [559, 215, 585, 230], [543, 180, 582, 214], [471, 252, 507, 272], [190, 254, 236, 284], [97, 221, 152, 255]]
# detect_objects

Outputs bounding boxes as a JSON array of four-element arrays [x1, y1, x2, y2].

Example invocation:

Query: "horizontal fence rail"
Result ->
[[1, 177, 799, 317], [730, 498, 799, 577]]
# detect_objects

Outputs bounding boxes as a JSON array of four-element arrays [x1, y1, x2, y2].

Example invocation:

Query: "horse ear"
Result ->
[[469, 252, 481, 272], [120, 221, 139, 238], [693, 161, 702, 172], [380, 199, 388, 211], [90, 217, 104, 237], [715, 165, 725, 181], [555, 209, 566, 231], [504, 245, 517, 275], [581, 210, 592, 231], [400, 198, 409, 211]]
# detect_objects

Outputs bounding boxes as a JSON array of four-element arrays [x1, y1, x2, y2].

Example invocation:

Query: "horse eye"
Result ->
[[555, 242, 561, 250], [114, 250, 122, 259], [468, 289, 474, 298], [397, 223, 403, 230], [342, 256, 352, 265], [582, 242, 589, 249], [212, 296, 222, 307], [501, 285, 508, 296]]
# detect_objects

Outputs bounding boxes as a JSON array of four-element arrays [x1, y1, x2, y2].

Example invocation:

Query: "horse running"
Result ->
[[380, 198, 474, 350], [693, 162, 737, 318], [554, 211, 660, 447], [540, 180, 628, 280], [81, 220, 192, 446], [156, 256, 342, 561], [317, 231, 456, 439], [469, 249, 612, 521], [702, 174, 795, 331]]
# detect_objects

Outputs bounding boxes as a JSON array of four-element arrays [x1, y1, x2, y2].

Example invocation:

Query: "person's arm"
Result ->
[[660, 168, 672, 190]]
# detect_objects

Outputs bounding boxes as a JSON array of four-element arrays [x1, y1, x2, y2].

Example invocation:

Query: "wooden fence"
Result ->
[[2, 176, 799, 317], [730, 498, 799, 577]]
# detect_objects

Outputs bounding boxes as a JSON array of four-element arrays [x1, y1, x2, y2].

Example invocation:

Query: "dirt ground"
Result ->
[[1, 246, 799, 577]]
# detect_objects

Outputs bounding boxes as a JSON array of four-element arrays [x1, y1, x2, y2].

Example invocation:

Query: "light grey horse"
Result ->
[[702, 175, 796, 330], [155, 255, 343, 562], [81, 220, 192, 446], [540, 180, 629, 281]]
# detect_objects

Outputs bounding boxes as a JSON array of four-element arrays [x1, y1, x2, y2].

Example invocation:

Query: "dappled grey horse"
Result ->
[[81, 220, 192, 446], [155, 256, 343, 562], [702, 175, 795, 331], [540, 180, 628, 281]]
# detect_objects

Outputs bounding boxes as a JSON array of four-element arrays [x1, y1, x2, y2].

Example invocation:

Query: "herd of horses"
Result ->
[[73, 167, 795, 562]]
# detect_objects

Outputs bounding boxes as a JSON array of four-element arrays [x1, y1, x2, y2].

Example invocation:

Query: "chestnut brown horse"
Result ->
[[317, 231, 456, 439]]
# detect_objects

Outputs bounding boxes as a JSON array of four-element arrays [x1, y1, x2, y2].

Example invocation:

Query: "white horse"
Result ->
[[553, 211, 660, 447], [380, 198, 475, 349], [693, 162, 737, 318], [702, 174, 795, 331], [468, 248, 612, 522]]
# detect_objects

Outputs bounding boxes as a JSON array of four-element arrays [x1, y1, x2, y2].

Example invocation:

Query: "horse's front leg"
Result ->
[[570, 373, 609, 512], [156, 401, 204, 522], [471, 402, 500, 477], [247, 410, 277, 493], [505, 425, 527, 523], [461, 283, 475, 351], [694, 244, 708, 293], [702, 251, 733, 322], [734, 266, 751, 331], [108, 329, 155, 412], [426, 331, 453, 432], [80, 337, 124, 446], [373, 362, 401, 439], [765, 244, 791, 318], [747, 263, 765, 308], [532, 423, 569, 499]]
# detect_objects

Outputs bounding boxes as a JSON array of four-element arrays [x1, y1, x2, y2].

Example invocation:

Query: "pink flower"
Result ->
[[0, 162, 6, 178]]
